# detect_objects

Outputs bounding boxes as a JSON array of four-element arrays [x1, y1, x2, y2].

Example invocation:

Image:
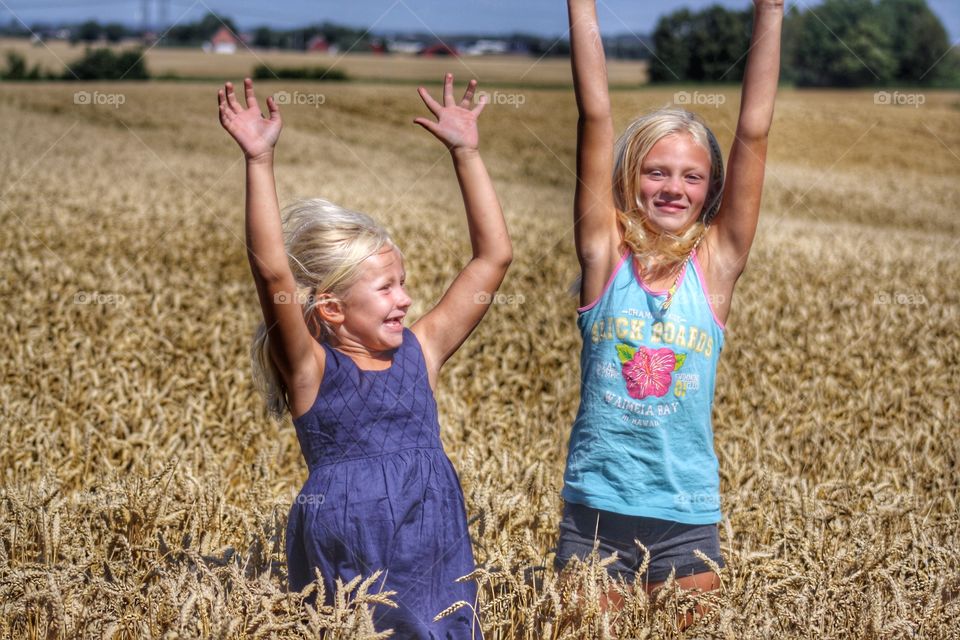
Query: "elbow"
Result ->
[[491, 249, 513, 272], [475, 249, 512, 274], [735, 123, 771, 144]]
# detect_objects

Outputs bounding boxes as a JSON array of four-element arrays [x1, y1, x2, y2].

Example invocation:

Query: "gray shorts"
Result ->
[[554, 501, 725, 585]]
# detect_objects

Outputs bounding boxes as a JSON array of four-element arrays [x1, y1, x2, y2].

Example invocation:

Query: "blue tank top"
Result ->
[[562, 248, 726, 524]]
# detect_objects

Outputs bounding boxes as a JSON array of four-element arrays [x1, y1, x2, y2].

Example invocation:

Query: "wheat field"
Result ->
[[1, 66, 959, 639]]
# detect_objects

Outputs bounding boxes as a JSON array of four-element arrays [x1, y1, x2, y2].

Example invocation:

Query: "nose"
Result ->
[[396, 288, 413, 309], [661, 175, 683, 196]]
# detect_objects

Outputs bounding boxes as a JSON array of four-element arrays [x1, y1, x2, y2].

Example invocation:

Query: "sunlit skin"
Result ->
[[566, 0, 783, 631], [317, 246, 413, 369], [219, 72, 512, 414], [638, 133, 712, 237]]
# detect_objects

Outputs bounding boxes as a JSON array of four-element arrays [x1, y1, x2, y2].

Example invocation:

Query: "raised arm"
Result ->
[[708, 0, 783, 279], [568, 0, 620, 304], [410, 74, 512, 389], [218, 79, 323, 415]]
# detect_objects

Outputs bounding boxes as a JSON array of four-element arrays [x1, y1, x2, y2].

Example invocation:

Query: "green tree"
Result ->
[[650, 6, 752, 82], [790, 0, 895, 86], [688, 5, 752, 81], [650, 8, 693, 82], [103, 22, 126, 43], [73, 20, 102, 44], [875, 0, 950, 83], [64, 47, 149, 80]]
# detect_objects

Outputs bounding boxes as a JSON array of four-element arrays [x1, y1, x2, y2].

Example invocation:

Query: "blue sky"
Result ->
[[3, 0, 959, 41]]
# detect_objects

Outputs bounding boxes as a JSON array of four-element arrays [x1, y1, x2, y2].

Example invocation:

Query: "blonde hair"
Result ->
[[251, 198, 397, 420], [612, 108, 724, 275]]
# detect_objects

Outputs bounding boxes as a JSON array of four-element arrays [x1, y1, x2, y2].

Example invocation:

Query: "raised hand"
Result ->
[[414, 73, 486, 152], [218, 78, 282, 161]]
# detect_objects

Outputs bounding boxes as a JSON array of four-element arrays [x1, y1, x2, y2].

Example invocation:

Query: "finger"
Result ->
[[219, 87, 237, 115], [459, 79, 477, 108], [413, 116, 441, 138], [442, 72, 454, 107], [266, 95, 282, 122], [243, 77, 260, 111], [471, 96, 487, 117], [218, 90, 234, 124], [225, 81, 242, 112], [417, 86, 442, 117]]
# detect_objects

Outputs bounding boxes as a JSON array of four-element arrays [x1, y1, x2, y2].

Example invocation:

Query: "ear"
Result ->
[[314, 294, 344, 326]]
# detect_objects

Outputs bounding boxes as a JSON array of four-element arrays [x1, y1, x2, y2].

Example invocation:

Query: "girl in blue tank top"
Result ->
[[560, 0, 784, 627], [218, 74, 511, 638]]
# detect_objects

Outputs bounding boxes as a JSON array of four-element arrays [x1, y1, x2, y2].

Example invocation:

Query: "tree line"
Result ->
[[650, 0, 957, 86]]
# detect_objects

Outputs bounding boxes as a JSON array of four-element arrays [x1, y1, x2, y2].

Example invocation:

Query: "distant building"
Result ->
[[419, 42, 458, 57], [387, 40, 425, 54], [307, 35, 329, 53], [203, 26, 239, 54], [460, 39, 509, 56]]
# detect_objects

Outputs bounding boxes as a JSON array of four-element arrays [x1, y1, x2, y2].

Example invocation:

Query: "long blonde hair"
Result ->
[[612, 108, 724, 276], [251, 198, 397, 420]]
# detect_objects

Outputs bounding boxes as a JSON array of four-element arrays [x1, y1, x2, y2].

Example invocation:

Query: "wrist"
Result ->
[[450, 146, 480, 161], [245, 150, 274, 166]]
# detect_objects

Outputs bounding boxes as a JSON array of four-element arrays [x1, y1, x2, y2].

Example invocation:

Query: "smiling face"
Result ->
[[637, 132, 712, 235], [333, 245, 412, 355]]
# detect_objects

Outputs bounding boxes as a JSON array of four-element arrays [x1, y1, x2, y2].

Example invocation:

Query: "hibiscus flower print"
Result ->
[[616, 344, 686, 400]]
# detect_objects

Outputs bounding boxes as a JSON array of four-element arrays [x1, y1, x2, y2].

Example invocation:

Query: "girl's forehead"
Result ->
[[646, 133, 710, 162], [360, 246, 405, 277]]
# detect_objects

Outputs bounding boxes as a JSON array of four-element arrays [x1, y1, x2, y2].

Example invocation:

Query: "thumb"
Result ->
[[413, 117, 441, 138]]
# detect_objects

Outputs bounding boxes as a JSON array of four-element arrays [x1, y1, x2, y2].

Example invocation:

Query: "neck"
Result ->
[[327, 334, 396, 363]]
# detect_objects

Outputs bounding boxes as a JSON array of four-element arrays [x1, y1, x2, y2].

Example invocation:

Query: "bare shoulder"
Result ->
[[286, 341, 327, 420]]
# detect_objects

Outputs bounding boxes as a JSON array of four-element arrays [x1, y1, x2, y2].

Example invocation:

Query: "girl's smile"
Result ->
[[333, 245, 413, 357], [638, 133, 711, 233]]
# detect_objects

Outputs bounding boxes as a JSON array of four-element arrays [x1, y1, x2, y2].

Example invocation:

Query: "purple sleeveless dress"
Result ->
[[285, 328, 480, 639]]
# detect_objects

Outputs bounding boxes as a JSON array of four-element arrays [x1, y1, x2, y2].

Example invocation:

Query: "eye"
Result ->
[[686, 174, 703, 183], [648, 169, 664, 178]]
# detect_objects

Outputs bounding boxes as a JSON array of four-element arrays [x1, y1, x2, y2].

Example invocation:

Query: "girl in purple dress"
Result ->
[[218, 73, 510, 638]]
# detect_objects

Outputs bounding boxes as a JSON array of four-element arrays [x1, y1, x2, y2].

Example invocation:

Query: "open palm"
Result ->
[[218, 78, 282, 160], [414, 74, 486, 151]]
